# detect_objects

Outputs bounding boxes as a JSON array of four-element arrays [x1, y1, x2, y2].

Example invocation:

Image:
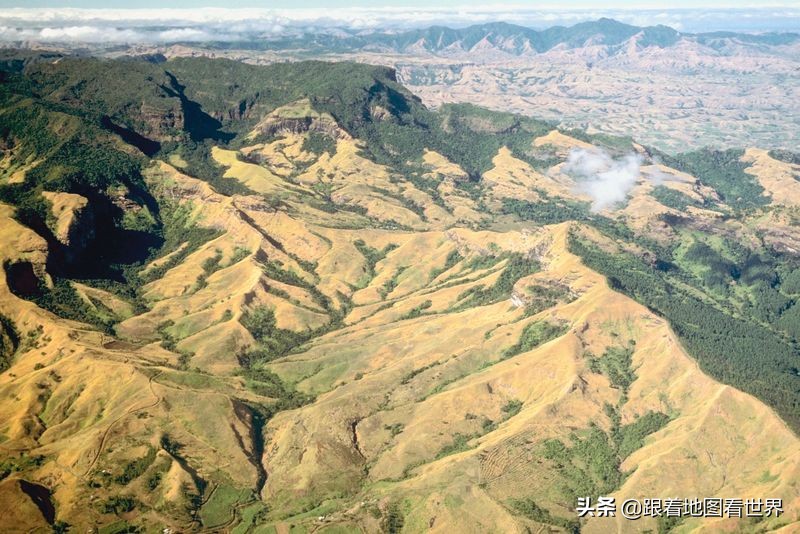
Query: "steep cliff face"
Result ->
[[138, 103, 185, 142], [213, 96, 259, 122]]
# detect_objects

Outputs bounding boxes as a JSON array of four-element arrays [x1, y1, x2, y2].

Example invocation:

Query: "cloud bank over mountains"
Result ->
[[1, 6, 799, 43]]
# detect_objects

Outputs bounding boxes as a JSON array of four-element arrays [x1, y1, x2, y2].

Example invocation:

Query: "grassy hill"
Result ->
[[0, 52, 798, 532]]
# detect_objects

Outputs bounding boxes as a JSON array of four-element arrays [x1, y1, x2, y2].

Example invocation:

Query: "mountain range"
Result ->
[[197, 18, 800, 56]]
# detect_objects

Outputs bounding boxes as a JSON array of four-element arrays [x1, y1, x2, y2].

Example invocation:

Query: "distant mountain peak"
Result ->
[[187, 18, 798, 58], [319, 18, 693, 56]]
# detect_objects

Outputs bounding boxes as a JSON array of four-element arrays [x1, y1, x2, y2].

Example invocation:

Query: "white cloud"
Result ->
[[565, 148, 644, 212], [0, 6, 797, 44], [38, 26, 144, 42], [0, 24, 243, 43]]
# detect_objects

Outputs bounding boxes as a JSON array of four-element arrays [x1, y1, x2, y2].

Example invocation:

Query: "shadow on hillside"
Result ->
[[163, 72, 235, 143]]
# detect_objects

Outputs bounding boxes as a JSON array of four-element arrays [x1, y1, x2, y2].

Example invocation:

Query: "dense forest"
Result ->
[[569, 235, 800, 431]]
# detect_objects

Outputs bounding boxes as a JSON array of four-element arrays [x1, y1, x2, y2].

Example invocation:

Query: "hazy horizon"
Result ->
[[1, 5, 800, 45]]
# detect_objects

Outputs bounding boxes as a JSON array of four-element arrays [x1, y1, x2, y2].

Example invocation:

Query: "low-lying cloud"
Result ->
[[1, 7, 799, 44], [0, 24, 240, 43], [564, 148, 644, 212]]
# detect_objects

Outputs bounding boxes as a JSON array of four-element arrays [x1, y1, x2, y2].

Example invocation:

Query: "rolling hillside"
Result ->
[[0, 53, 798, 533]]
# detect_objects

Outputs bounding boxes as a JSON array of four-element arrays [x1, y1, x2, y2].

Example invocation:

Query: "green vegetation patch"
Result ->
[[97, 520, 137, 534], [232, 502, 270, 534], [200, 484, 252, 528], [542, 426, 622, 500], [661, 149, 769, 210], [502, 194, 593, 225], [503, 320, 569, 359], [501, 399, 524, 418], [0, 313, 20, 373], [98, 495, 138, 515], [523, 281, 574, 317], [453, 253, 540, 310], [171, 141, 255, 197], [379, 265, 407, 299], [301, 132, 337, 157], [588, 343, 636, 394], [429, 249, 463, 280], [399, 299, 432, 320], [542, 407, 668, 504], [114, 446, 156, 485], [382, 500, 405, 534], [0, 454, 45, 481], [435, 432, 479, 460], [508, 498, 580, 532], [353, 239, 398, 287], [4, 266, 114, 333], [615, 411, 671, 460], [651, 185, 704, 211], [767, 149, 800, 165], [240, 307, 310, 362]]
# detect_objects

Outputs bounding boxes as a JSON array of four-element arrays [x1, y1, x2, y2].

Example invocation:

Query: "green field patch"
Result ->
[[200, 484, 252, 528], [232, 501, 269, 534]]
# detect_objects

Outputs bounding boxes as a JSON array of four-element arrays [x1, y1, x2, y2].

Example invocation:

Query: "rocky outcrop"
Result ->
[[256, 116, 350, 140], [250, 100, 351, 141], [216, 96, 258, 122], [139, 103, 184, 142]]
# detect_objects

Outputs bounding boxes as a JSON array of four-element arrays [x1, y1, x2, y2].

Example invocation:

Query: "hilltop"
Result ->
[[0, 53, 798, 532]]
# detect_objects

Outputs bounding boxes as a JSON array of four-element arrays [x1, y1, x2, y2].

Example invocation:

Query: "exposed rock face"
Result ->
[[250, 100, 352, 141], [215, 97, 258, 122], [370, 105, 392, 121], [139, 103, 184, 141], [255, 116, 351, 140], [41, 191, 95, 256], [108, 188, 142, 213]]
